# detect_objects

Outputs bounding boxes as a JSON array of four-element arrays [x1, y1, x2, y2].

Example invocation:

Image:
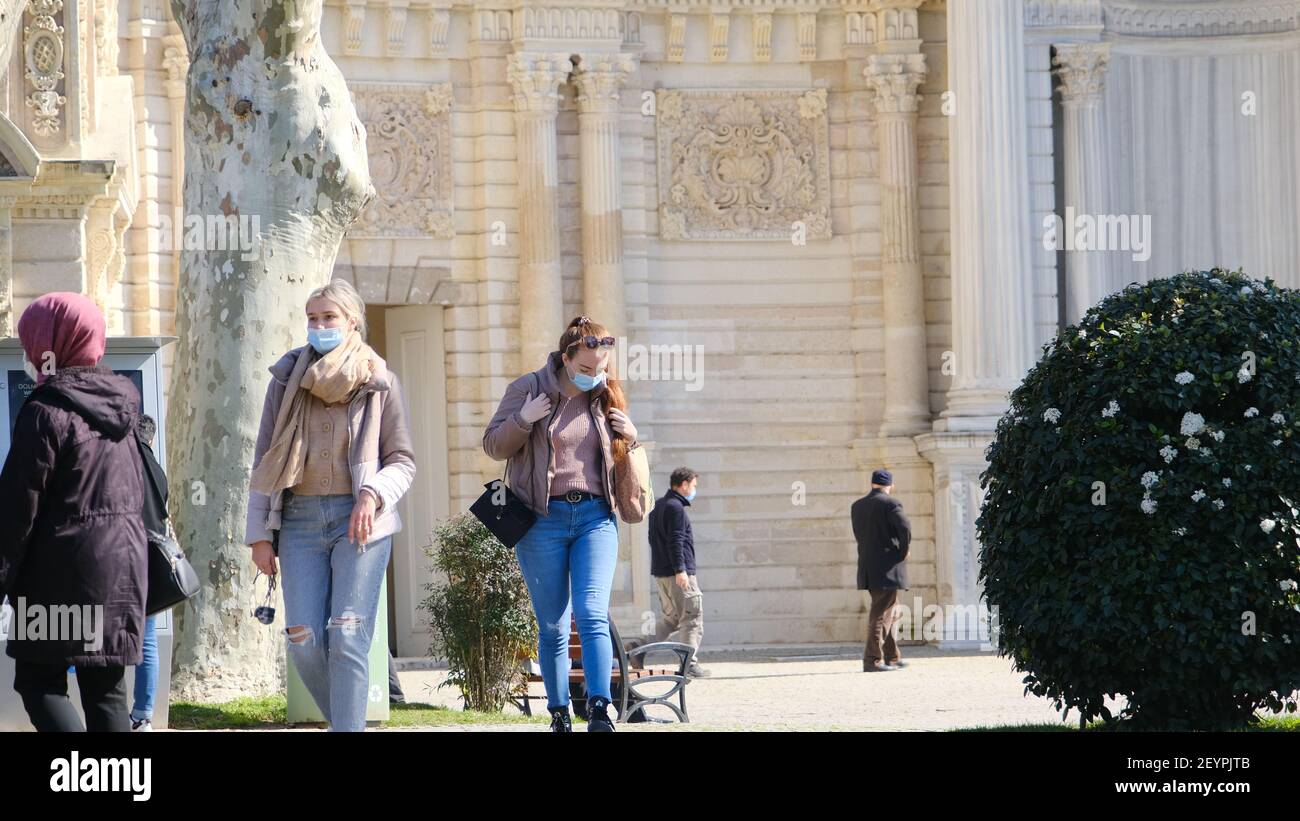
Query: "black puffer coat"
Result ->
[[0, 365, 147, 666]]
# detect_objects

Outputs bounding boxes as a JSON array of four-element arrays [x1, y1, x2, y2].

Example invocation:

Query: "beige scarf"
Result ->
[[249, 330, 377, 496]]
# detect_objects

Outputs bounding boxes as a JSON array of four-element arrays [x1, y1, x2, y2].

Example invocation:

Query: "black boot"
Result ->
[[586, 696, 616, 732], [549, 705, 573, 733]]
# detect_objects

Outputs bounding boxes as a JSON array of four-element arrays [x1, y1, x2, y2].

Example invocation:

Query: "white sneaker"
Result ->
[[131, 718, 153, 732]]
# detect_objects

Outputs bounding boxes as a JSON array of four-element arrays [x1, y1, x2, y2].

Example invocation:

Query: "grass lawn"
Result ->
[[168, 694, 549, 730], [954, 715, 1300, 732]]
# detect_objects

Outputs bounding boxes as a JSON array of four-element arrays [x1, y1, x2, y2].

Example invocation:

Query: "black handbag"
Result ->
[[470, 376, 539, 547], [134, 433, 201, 616]]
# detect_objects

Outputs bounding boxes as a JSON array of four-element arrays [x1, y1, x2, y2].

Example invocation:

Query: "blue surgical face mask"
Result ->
[[308, 326, 346, 354], [685, 489, 697, 502], [569, 367, 606, 392]]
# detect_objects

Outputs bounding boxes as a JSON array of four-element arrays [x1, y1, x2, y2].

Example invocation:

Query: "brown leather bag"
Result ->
[[613, 441, 654, 524]]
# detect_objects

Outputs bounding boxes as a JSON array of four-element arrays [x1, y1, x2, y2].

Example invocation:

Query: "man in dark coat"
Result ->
[[0, 293, 147, 731], [851, 469, 910, 672]]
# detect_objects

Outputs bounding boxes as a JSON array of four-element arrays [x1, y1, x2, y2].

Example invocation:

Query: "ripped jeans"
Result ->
[[278, 491, 392, 732]]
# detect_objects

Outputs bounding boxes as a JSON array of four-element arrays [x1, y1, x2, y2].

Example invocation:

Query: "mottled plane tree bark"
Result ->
[[166, 0, 372, 699]]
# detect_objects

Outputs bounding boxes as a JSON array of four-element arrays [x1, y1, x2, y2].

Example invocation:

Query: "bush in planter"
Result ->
[[978, 269, 1300, 730], [421, 514, 537, 712]]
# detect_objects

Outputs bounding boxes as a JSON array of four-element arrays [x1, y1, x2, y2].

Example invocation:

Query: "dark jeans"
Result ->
[[864, 588, 901, 666], [14, 659, 130, 732]]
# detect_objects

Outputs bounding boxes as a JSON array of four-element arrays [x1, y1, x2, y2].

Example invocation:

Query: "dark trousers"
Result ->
[[863, 588, 901, 665], [13, 659, 130, 732]]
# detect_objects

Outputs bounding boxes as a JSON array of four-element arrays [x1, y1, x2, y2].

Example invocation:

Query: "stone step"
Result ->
[[644, 419, 858, 444], [618, 351, 849, 374], [656, 476, 869, 495], [701, 587, 868, 618], [689, 515, 854, 542], [700, 615, 866, 645], [690, 563, 859, 590], [663, 492, 866, 517], [640, 400, 867, 423], [649, 441, 858, 470], [636, 372, 859, 401], [625, 325, 853, 354], [636, 304, 852, 323]]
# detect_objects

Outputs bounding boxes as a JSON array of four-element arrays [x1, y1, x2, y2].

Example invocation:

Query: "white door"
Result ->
[[384, 305, 450, 656]]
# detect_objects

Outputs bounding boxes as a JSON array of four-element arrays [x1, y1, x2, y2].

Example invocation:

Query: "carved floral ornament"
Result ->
[[350, 82, 455, 239], [25, 0, 67, 137], [656, 88, 831, 241]]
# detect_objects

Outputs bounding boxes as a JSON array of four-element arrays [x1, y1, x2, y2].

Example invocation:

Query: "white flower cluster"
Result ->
[[1261, 519, 1277, 534], [1160, 445, 1178, 464], [1208, 429, 1225, 442], [1238, 367, 1253, 384], [1244, 407, 1259, 418], [1043, 407, 1061, 424], [1271, 412, 1286, 424], [1101, 400, 1120, 418], [1179, 412, 1205, 436], [1184, 437, 1201, 451], [1212, 499, 1225, 510], [1222, 478, 1232, 488], [1141, 498, 1158, 515], [1281, 579, 1298, 592], [1141, 471, 1161, 489], [1191, 489, 1206, 502], [1175, 371, 1195, 385]]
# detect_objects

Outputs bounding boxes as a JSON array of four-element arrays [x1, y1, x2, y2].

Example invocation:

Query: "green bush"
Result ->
[[421, 514, 537, 712], [979, 268, 1300, 729]]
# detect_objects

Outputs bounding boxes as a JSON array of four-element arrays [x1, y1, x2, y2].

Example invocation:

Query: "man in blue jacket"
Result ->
[[643, 467, 708, 678]]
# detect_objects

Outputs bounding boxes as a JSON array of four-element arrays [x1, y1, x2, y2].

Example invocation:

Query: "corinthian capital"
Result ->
[[1053, 43, 1110, 104], [507, 52, 574, 113], [864, 52, 927, 115], [572, 53, 638, 114]]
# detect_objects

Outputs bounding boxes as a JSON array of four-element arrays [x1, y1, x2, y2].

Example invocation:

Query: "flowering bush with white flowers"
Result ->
[[978, 269, 1300, 729]]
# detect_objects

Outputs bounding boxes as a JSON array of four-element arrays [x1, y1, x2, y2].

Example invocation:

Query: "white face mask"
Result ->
[[22, 355, 39, 383]]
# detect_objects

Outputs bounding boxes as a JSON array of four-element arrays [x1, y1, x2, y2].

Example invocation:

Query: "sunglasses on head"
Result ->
[[571, 335, 616, 350]]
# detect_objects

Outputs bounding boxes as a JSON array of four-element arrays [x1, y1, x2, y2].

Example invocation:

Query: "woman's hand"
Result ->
[[518, 391, 552, 424], [608, 408, 637, 441], [251, 541, 277, 576], [350, 489, 379, 545]]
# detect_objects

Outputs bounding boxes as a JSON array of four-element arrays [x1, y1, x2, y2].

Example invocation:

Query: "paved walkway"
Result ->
[[390, 645, 1121, 731]]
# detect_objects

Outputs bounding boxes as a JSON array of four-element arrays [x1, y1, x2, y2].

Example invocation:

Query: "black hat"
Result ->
[[871, 469, 893, 486]]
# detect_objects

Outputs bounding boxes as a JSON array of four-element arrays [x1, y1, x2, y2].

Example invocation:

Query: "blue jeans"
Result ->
[[514, 495, 619, 710], [278, 492, 392, 732], [130, 614, 157, 722]]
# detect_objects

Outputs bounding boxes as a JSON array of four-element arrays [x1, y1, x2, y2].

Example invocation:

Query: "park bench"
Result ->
[[512, 614, 695, 723]]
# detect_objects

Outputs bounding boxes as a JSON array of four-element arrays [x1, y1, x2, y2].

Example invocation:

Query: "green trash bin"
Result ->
[[286, 575, 392, 725]]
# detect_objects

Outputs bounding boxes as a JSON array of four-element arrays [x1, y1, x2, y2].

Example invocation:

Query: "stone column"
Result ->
[[572, 53, 637, 338], [1054, 42, 1111, 324], [938, 0, 1037, 430], [507, 52, 572, 370], [917, 0, 1037, 647], [866, 52, 929, 436]]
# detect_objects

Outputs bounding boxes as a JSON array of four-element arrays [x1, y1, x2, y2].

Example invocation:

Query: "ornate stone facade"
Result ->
[[655, 88, 832, 241], [349, 82, 455, 239]]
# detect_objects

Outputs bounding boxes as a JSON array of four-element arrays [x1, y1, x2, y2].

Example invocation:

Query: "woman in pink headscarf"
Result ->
[[0, 292, 147, 732]]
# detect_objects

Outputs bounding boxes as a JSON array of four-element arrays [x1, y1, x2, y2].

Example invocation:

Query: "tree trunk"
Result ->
[[166, 0, 372, 701]]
